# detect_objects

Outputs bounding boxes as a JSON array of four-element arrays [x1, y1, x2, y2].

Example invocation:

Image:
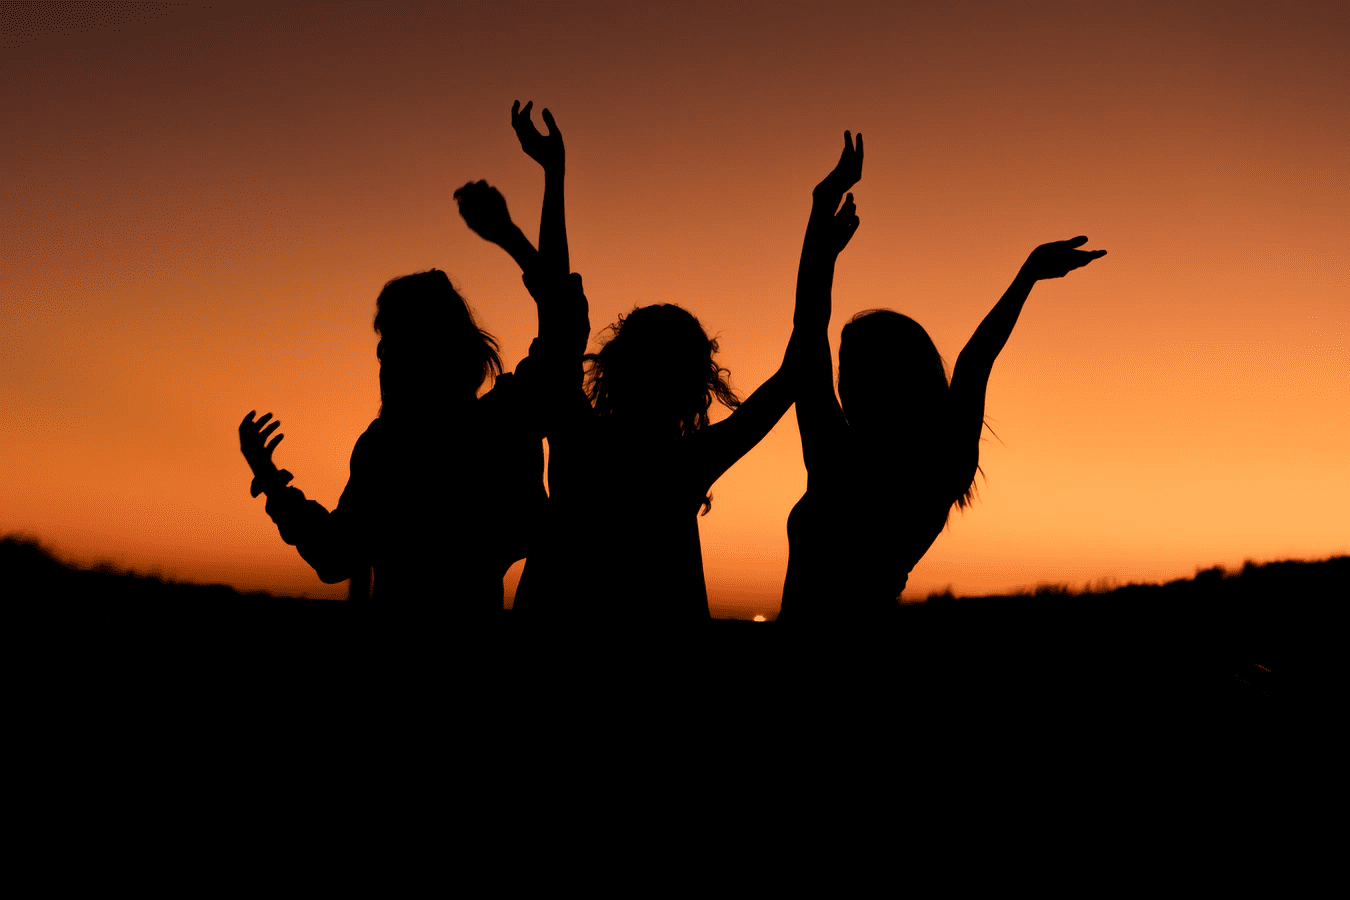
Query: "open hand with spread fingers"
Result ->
[[512, 100, 564, 173], [1022, 236, 1107, 280]]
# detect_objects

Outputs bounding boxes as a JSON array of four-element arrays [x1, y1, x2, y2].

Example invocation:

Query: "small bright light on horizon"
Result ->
[[753, 615, 766, 622]]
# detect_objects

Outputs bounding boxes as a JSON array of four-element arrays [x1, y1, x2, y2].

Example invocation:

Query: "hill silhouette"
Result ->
[[8, 532, 1336, 709]]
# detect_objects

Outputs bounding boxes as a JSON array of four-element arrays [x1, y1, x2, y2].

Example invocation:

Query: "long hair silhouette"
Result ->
[[374, 269, 502, 415], [837, 309, 976, 510], [780, 132, 1105, 622]]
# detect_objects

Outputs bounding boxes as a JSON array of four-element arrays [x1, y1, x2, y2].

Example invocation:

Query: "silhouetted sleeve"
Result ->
[[517, 270, 591, 435], [262, 423, 379, 585]]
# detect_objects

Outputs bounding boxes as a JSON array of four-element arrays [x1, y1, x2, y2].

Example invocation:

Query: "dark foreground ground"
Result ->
[[12, 534, 1341, 822], [8, 535, 1337, 711]]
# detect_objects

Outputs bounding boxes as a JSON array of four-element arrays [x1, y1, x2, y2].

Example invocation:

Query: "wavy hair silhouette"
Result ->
[[583, 304, 740, 514]]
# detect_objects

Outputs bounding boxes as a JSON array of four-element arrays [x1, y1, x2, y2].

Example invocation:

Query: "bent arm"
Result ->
[[258, 428, 377, 585], [264, 488, 356, 584]]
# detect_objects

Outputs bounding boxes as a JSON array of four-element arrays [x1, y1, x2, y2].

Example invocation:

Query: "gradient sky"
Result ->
[[3, 1, 1347, 617]]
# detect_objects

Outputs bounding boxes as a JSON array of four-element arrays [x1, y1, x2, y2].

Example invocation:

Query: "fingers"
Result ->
[[454, 180, 490, 204], [514, 100, 535, 131], [259, 419, 281, 442], [541, 107, 559, 137], [856, 132, 863, 162], [1065, 235, 1088, 248], [265, 432, 284, 454]]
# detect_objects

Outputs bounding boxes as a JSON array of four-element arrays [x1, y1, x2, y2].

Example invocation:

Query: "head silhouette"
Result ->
[[839, 309, 977, 509], [838, 310, 947, 431], [373, 269, 501, 416], [585, 304, 739, 437]]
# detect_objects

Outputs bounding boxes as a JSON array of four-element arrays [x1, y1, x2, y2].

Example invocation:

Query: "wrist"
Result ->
[[250, 468, 294, 499]]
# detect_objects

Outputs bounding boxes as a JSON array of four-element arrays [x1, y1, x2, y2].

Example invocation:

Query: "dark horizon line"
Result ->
[[4, 532, 1345, 612]]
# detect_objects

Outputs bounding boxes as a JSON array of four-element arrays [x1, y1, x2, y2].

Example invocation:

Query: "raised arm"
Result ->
[[793, 132, 863, 475], [695, 132, 863, 490], [511, 100, 569, 278], [949, 236, 1107, 449]]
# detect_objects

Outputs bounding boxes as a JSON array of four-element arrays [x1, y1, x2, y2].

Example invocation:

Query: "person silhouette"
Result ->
[[468, 111, 860, 625], [779, 133, 1107, 623], [238, 145, 575, 614]]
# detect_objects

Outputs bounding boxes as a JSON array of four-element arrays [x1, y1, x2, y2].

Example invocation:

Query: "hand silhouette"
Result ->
[[454, 180, 517, 245], [239, 411, 284, 479], [512, 100, 564, 173], [1023, 236, 1107, 280], [816, 130, 864, 196], [827, 192, 861, 254]]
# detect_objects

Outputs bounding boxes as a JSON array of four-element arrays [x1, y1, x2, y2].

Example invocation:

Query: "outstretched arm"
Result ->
[[793, 132, 863, 475], [697, 132, 864, 489], [512, 100, 568, 278], [949, 236, 1107, 450]]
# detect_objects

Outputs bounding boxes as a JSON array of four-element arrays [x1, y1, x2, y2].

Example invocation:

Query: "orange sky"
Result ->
[[3, 1, 1347, 618]]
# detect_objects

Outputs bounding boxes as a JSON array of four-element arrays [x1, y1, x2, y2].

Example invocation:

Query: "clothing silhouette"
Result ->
[[779, 133, 1106, 622]]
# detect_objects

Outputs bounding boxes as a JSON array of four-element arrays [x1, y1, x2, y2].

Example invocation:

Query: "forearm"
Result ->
[[795, 185, 848, 329], [263, 487, 354, 584], [961, 267, 1037, 372], [538, 168, 569, 277], [495, 225, 540, 274], [794, 248, 837, 332]]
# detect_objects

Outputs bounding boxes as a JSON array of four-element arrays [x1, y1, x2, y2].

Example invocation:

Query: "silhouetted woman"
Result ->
[[466, 111, 863, 624], [237, 105, 579, 614], [779, 133, 1106, 622]]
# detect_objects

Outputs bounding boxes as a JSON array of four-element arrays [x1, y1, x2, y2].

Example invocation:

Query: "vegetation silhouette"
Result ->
[[779, 132, 1107, 623]]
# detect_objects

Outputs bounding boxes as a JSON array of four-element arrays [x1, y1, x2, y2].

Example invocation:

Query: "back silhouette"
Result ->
[[238, 269, 550, 614], [779, 132, 1106, 622]]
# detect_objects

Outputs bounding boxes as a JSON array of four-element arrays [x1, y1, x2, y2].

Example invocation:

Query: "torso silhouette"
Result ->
[[781, 435, 969, 622], [265, 370, 544, 614], [516, 414, 714, 623]]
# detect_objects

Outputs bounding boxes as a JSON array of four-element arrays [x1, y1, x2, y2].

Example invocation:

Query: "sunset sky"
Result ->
[[3, 1, 1346, 618]]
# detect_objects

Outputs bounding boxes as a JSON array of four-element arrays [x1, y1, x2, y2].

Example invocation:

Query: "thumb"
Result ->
[[1065, 235, 1088, 248]]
